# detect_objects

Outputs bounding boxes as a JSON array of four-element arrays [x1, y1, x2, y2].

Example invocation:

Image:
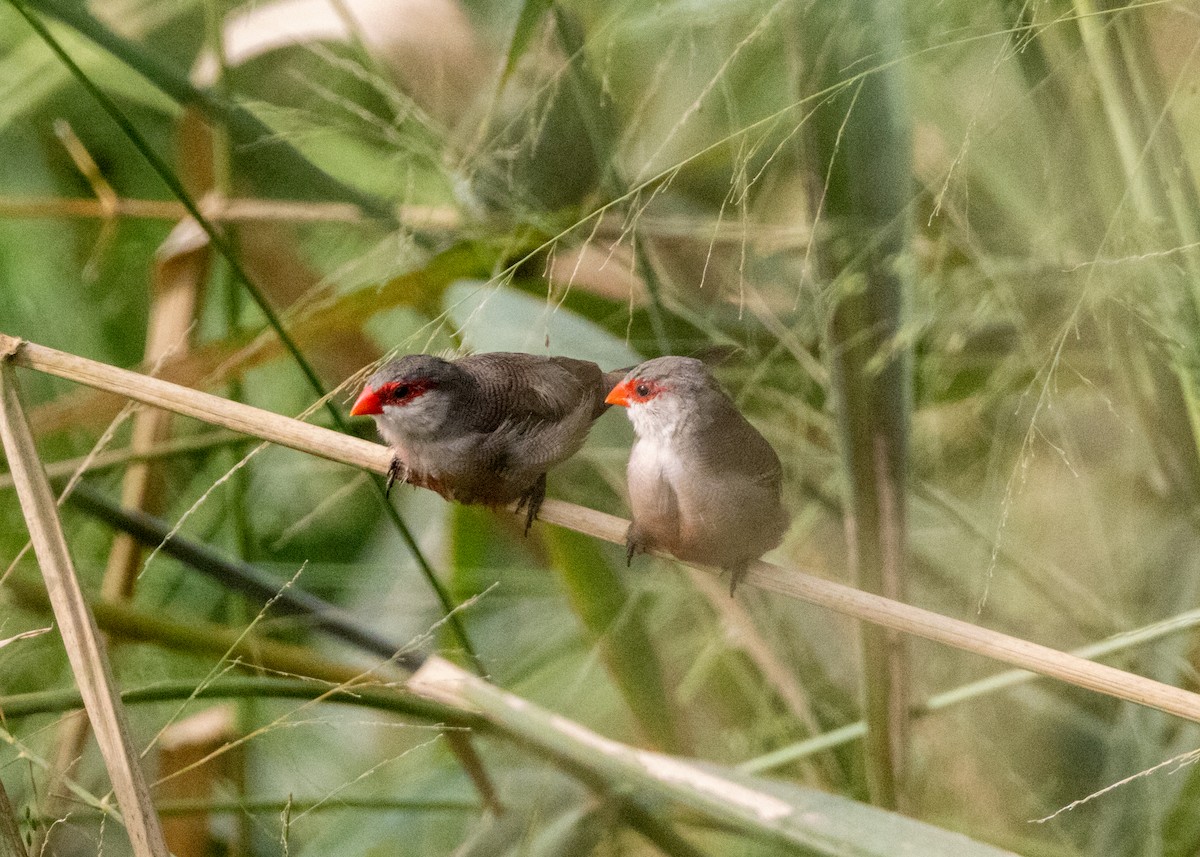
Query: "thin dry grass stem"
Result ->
[[0, 362, 169, 857], [53, 119, 117, 281], [38, 222, 208, 851], [0, 775, 28, 857], [39, 710, 91, 856], [0, 431, 242, 492], [8, 333, 1200, 725], [0, 197, 447, 228], [0, 195, 812, 248], [104, 219, 205, 601], [686, 569, 832, 784]]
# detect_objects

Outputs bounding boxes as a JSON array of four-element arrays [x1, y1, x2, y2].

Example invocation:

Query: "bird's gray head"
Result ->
[[604, 356, 722, 438], [350, 354, 475, 442]]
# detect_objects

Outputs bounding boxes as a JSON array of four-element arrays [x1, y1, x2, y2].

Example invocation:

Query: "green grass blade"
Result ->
[[0, 777, 26, 857], [5, 0, 485, 672], [543, 526, 689, 754], [501, 0, 552, 85], [411, 658, 1020, 856]]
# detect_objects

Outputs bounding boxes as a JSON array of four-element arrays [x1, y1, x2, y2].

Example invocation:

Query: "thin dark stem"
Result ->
[[6, 0, 484, 675], [65, 483, 427, 673]]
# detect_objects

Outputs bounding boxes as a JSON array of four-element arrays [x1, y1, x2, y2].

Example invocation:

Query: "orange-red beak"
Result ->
[[350, 386, 383, 416], [605, 380, 632, 407]]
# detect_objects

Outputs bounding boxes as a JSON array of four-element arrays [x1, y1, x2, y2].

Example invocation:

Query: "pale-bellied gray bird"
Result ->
[[606, 356, 788, 594], [350, 352, 623, 532]]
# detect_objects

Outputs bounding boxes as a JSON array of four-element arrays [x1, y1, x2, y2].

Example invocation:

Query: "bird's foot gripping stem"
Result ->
[[726, 564, 749, 597], [385, 457, 409, 498], [514, 473, 546, 535], [624, 523, 644, 567]]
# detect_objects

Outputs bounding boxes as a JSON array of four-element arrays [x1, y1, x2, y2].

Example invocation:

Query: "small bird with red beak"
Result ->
[[351, 352, 622, 532], [605, 356, 788, 594]]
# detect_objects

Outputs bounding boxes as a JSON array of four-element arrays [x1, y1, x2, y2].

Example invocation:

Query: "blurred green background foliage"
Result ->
[[3, 0, 1200, 854]]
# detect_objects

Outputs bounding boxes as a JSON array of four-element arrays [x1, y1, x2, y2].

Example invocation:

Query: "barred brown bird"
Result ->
[[606, 356, 788, 595], [351, 352, 624, 532]]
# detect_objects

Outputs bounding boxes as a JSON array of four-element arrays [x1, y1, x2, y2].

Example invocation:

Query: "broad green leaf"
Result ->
[[248, 101, 455, 206], [444, 280, 642, 368], [543, 526, 688, 754], [686, 761, 1020, 857], [0, 0, 181, 127]]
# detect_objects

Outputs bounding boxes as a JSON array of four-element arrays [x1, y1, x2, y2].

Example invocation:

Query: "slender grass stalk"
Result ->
[[803, 0, 913, 807], [5, 0, 484, 674], [1071, 0, 1200, 486], [0, 676, 468, 724], [15, 0, 395, 220], [3, 573, 1012, 855], [0, 432, 242, 491], [2, 575, 464, 724], [9, 334, 1200, 725], [41, 796, 480, 819], [408, 657, 1018, 856], [0, 364, 169, 857], [742, 598, 1200, 774], [0, 777, 26, 857], [63, 485, 426, 671], [543, 527, 688, 753]]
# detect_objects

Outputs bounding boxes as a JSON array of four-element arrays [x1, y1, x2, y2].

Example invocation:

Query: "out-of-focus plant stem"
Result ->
[[803, 0, 913, 809], [5, 0, 485, 673], [1072, 0, 1200, 497]]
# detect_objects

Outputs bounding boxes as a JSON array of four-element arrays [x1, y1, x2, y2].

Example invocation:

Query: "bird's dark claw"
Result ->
[[624, 523, 643, 567], [727, 565, 749, 597], [385, 457, 408, 498], [515, 474, 546, 535]]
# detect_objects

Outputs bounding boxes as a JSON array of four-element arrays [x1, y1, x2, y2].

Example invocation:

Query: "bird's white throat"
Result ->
[[626, 396, 688, 440], [374, 394, 452, 445], [628, 431, 688, 488]]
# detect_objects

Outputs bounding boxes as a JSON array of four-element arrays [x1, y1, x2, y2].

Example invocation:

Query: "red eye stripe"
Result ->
[[377, 379, 432, 405], [627, 379, 664, 403]]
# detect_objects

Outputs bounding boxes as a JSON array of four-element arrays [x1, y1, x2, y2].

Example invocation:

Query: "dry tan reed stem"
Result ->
[[6, 333, 1200, 724], [0, 360, 169, 857]]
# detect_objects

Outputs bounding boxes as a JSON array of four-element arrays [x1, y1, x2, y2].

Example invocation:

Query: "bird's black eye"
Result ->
[[635, 383, 650, 397], [394, 385, 410, 400]]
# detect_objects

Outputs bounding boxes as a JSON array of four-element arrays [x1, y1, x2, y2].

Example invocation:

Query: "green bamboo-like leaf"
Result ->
[[500, 0, 552, 86], [0, 776, 26, 857], [17, 0, 394, 219], [412, 658, 1021, 857], [543, 527, 688, 754], [248, 101, 456, 205], [0, 8, 180, 127], [689, 760, 1018, 857]]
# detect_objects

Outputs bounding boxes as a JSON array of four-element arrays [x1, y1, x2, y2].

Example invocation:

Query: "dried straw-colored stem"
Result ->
[[7, 333, 1200, 725], [0, 360, 169, 857], [0, 196, 811, 248], [0, 431, 240, 492]]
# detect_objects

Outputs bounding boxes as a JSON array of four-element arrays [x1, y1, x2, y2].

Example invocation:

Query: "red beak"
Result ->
[[605, 380, 632, 407], [350, 386, 383, 416]]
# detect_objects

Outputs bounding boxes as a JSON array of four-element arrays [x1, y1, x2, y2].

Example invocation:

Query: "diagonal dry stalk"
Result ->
[[6, 332, 1200, 726], [0, 360, 169, 857], [0, 775, 27, 857]]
